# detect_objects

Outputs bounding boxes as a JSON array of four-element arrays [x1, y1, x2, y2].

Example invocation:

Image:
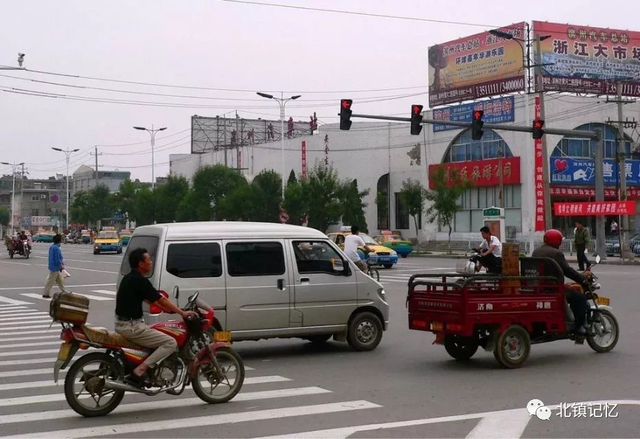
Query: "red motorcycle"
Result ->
[[52, 288, 245, 417]]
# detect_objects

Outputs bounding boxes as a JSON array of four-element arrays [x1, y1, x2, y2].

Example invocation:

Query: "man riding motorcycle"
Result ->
[[532, 229, 591, 338], [18, 231, 31, 251]]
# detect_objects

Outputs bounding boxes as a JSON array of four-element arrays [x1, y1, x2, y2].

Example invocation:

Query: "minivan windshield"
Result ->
[[120, 235, 159, 278]]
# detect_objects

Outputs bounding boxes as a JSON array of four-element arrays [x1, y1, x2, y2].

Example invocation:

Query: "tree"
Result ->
[[282, 175, 306, 226], [154, 175, 190, 223], [132, 187, 157, 226], [186, 165, 248, 221], [112, 178, 139, 222], [86, 185, 114, 225], [287, 169, 297, 186], [424, 166, 471, 254], [339, 179, 369, 231], [0, 207, 10, 227], [302, 164, 344, 233], [398, 178, 426, 239], [70, 190, 91, 225]]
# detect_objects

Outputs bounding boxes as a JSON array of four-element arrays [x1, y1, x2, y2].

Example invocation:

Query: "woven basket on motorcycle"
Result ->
[[49, 292, 90, 325]]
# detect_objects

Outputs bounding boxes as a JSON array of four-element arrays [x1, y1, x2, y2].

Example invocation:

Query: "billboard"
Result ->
[[533, 21, 640, 96], [428, 157, 521, 189], [428, 22, 526, 107], [550, 157, 640, 186], [432, 96, 515, 132], [554, 201, 636, 216]]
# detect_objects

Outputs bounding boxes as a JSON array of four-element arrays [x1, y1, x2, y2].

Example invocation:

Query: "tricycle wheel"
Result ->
[[494, 325, 530, 369], [587, 309, 619, 353], [444, 334, 478, 361], [9, 250, 13, 259]]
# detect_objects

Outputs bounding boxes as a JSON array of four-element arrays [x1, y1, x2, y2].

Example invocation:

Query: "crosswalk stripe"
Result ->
[[0, 374, 290, 393], [0, 315, 53, 323], [4, 400, 381, 438], [0, 367, 62, 379], [0, 336, 62, 349], [0, 349, 60, 359], [0, 357, 64, 367], [0, 307, 31, 314], [91, 289, 116, 295], [0, 328, 57, 336], [0, 319, 53, 327], [21, 293, 113, 302], [0, 384, 328, 410], [0, 296, 31, 306]]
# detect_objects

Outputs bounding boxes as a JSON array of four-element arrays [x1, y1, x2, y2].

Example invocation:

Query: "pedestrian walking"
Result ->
[[573, 220, 591, 271], [43, 234, 68, 298]]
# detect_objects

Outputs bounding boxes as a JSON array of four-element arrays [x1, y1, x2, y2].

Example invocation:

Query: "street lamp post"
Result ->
[[1, 161, 25, 235], [51, 148, 80, 231], [133, 125, 167, 190], [256, 92, 302, 198]]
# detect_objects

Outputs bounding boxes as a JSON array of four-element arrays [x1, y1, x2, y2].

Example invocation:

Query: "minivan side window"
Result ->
[[226, 242, 285, 277], [120, 235, 159, 278], [166, 243, 222, 278], [292, 241, 345, 275]]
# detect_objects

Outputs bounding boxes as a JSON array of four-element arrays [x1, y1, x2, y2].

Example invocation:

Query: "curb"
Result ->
[[409, 253, 640, 266]]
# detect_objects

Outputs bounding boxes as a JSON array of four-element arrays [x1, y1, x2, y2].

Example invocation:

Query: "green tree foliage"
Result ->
[[154, 175, 190, 223], [424, 166, 472, 253], [300, 164, 344, 232], [70, 190, 92, 225], [398, 178, 426, 239], [0, 207, 10, 226], [187, 165, 248, 221], [339, 179, 369, 231], [112, 178, 139, 222]]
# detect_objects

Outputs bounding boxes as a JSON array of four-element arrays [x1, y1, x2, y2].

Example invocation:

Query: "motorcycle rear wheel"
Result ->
[[192, 346, 245, 404], [64, 352, 125, 417]]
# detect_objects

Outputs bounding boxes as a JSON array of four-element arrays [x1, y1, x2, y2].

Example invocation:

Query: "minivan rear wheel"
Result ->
[[347, 312, 383, 351]]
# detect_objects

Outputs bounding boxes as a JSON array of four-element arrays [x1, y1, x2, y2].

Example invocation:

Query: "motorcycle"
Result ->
[[455, 248, 502, 274], [7, 239, 30, 259], [53, 288, 245, 417]]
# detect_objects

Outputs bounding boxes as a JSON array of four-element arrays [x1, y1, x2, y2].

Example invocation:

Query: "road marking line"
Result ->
[[90, 289, 116, 296], [0, 384, 325, 410], [0, 367, 62, 379], [0, 315, 53, 323], [30, 255, 122, 265], [0, 374, 289, 393], [0, 295, 32, 306], [0, 340, 61, 349], [0, 260, 118, 275], [0, 320, 53, 327], [0, 348, 60, 358], [0, 335, 60, 345], [0, 327, 57, 335], [0, 308, 37, 315], [21, 292, 112, 301], [4, 400, 380, 438], [0, 283, 116, 291], [465, 406, 532, 439], [0, 357, 66, 367]]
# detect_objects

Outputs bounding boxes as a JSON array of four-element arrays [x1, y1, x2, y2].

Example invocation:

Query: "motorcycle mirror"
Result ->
[[594, 254, 601, 265]]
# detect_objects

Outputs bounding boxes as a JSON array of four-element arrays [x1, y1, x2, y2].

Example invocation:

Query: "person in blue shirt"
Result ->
[[43, 234, 68, 298]]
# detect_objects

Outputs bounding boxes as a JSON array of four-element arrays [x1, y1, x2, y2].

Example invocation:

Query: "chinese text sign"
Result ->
[[432, 96, 515, 132]]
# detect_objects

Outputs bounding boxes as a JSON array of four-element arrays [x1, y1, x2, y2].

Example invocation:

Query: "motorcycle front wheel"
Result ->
[[587, 309, 619, 353], [64, 352, 125, 417], [191, 346, 245, 404]]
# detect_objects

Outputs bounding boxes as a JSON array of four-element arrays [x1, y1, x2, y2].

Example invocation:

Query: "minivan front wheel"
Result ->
[[347, 312, 383, 351]]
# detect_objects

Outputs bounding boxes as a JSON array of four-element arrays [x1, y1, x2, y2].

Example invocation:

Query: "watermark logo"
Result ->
[[527, 399, 619, 421]]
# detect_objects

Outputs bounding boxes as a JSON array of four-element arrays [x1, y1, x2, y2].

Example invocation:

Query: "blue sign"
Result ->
[[432, 96, 515, 132], [550, 157, 640, 186]]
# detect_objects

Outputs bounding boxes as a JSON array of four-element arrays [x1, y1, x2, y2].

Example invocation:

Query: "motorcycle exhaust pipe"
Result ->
[[103, 379, 155, 395]]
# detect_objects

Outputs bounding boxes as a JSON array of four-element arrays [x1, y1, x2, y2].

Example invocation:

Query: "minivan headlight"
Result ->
[[377, 287, 386, 301]]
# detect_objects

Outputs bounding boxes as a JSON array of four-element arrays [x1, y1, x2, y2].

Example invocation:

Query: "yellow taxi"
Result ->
[[93, 227, 122, 255], [328, 227, 398, 269], [373, 231, 414, 258]]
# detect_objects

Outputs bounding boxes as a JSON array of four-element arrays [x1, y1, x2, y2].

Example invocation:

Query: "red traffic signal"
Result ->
[[471, 110, 484, 140], [410, 104, 423, 135], [473, 110, 484, 120], [340, 99, 353, 130], [341, 99, 352, 110], [533, 119, 545, 139]]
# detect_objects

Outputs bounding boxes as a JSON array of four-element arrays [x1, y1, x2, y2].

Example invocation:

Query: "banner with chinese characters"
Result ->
[[432, 96, 515, 132], [533, 21, 640, 97], [534, 96, 545, 232], [301, 140, 307, 177], [428, 22, 526, 107], [551, 186, 640, 199], [427, 157, 520, 189], [551, 157, 640, 186], [554, 201, 636, 216]]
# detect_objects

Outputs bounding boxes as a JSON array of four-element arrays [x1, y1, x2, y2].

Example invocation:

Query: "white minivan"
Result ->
[[117, 222, 390, 351]]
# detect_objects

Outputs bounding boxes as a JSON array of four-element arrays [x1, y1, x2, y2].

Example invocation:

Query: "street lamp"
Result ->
[[134, 125, 167, 190], [0, 53, 26, 70], [256, 92, 302, 198], [51, 148, 80, 232], [1, 161, 25, 235]]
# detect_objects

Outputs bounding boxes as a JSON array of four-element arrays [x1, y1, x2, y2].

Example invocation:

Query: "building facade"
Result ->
[[170, 94, 640, 242], [72, 165, 131, 196]]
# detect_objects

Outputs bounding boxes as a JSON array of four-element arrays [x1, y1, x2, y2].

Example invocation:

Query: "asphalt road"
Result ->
[[0, 242, 638, 438]]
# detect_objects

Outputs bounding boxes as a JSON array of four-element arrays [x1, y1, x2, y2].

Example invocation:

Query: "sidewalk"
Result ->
[[410, 251, 640, 266]]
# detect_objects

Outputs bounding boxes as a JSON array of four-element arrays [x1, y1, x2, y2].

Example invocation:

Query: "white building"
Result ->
[[170, 94, 640, 242], [72, 165, 131, 195]]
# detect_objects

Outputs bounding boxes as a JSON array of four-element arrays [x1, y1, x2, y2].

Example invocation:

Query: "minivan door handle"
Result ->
[[277, 279, 285, 290], [299, 277, 310, 283]]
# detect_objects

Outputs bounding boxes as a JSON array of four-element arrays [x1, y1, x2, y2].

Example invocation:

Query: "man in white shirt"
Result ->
[[476, 226, 502, 274], [343, 225, 372, 272]]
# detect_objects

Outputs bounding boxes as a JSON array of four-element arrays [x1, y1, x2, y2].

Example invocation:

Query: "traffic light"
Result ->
[[340, 99, 353, 130], [410, 104, 424, 135], [533, 119, 545, 139], [471, 110, 484, 140]]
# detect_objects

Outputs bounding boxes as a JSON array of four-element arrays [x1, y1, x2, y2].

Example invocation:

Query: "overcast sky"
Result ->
[[0, 0, 636, 182]]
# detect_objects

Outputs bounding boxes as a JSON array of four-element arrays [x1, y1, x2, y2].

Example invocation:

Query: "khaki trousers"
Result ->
[[354, 259, 368, 272], [115, 319, 178, 367], [43, 271, 67, 296]]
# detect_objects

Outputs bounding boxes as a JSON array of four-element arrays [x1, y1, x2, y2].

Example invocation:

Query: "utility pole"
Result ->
[[51, 148, 80, 232], [20, 163, 25, 229], [91, 146, 102, 188], [534, 35, 552, 230], [593, 130, 606, 259], [0, 161, 25, 234], [614, 82, 633, 261]]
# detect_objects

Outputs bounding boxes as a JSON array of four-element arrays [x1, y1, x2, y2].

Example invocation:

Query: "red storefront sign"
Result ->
[[301, 140, 307, 177], [534, 96, 545, 232], [554, 201, 636, 216], [550, 186, 640, 200], [428, 157, 520, 189]]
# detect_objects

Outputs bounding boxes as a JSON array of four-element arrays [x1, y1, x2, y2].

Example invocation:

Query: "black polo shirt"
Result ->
[[115, 270, 162, 319]]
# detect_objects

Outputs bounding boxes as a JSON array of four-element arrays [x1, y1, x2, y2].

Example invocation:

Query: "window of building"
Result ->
[[443, 129, 513, 163], [31, 209, 38, 216], [166, 243, 222, 278], [394, 193, 410, 230], [31, 195, 39, 201], [551, 123, 636, 159], [226, 242, 285, 277], [292, 241, 345, 274], [450, 186, 522, 233]]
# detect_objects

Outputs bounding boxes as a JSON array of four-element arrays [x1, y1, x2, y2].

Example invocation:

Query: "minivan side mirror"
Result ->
[[331, 258, 346, 273]]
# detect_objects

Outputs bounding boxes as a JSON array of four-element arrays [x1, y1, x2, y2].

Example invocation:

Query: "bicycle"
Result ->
[[362, 249, 380, 281]]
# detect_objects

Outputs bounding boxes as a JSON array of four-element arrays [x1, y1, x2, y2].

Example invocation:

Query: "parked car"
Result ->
[[327, 231, 398, 269], [606, 234, 640, 256], [373, 232, 414, 258]]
